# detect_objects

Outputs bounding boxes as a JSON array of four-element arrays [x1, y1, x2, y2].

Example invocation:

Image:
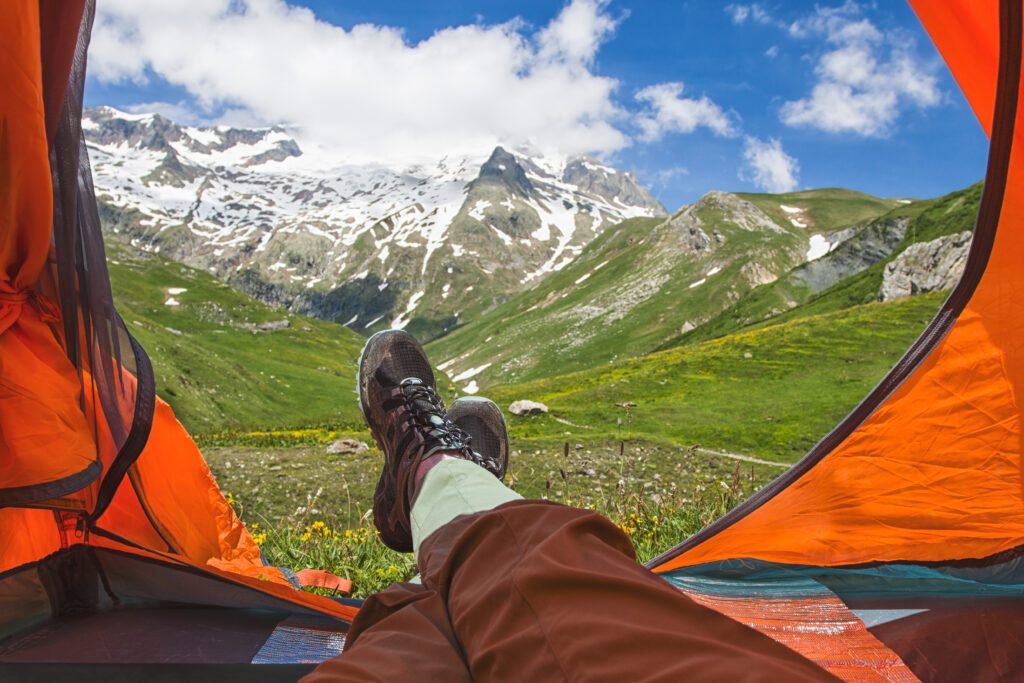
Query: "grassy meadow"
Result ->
[[190, 292, 947, 596]]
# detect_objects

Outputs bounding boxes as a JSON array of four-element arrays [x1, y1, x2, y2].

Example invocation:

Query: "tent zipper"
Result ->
[[54, 511, 89, 549]]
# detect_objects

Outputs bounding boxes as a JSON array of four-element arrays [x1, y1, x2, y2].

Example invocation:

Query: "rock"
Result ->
[[326, 438, 369, 455], [743, 352, 753, 359], [257, 319, 291, 331], [879, 231, 972, 301], [792, 218, 908, 293], [509, 400, 548, 416]]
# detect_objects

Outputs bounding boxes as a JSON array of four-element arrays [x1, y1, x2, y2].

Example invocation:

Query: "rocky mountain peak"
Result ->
[[471, 146, 534, 198], [563, 156, 665, 216], [84, 107, 666, 341], [83, 107, 303, 168]]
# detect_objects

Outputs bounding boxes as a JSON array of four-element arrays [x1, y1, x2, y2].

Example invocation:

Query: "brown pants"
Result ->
[[304, 501, 836, 682]]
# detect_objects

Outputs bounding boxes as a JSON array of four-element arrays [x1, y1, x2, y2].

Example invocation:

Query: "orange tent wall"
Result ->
[[0, 0, 356, 624], [0, 0, 99, 498], [655, 0, 1024, 572]]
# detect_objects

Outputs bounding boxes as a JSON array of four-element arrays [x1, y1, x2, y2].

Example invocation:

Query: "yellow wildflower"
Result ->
[[301, 531, 312, 542]]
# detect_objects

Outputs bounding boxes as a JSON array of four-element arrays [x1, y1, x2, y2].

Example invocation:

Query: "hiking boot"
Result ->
[[448, 397, 509, 481], [359, 330, 501, 552]]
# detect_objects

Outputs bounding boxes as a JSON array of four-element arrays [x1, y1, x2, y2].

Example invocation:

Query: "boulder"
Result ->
[[880, 231, 972, 301], [326, 438, 369, 455], [509, 400, 548, 416]]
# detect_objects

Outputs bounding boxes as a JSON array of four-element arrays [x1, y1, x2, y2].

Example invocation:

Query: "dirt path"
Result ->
[[696, 447, 791, 469]]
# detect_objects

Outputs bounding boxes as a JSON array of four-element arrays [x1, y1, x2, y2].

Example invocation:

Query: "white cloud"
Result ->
[[89, 0, 631, 164], [536, 0, 621, 67], [633, 82, 737, 141], [741, 136, 799, 193], [124, 101, 207, 126], [725, 4, 774, 26], [765, 45, 779, 60], [778, 3, 940, 136]]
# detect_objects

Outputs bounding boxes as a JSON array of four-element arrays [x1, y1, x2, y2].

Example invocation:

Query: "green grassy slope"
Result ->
[[737, 188, 903, 235], [428, 189, 899, 392], [106, 241, 367, 432], [671, 183, 981, 347], [482, 292, 945, 462]]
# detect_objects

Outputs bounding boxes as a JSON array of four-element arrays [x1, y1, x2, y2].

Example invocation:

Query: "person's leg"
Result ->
[[303, 392, 513, 682], [300, 579, 472, 683], [416, 498, 838, 682], [326, 330, 834, 681], [411, 457, 521, 557]]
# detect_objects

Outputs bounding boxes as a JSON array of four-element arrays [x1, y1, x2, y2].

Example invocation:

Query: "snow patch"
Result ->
[[688, 278, 706, 289], [468, 199, 491, 221], [806, 234, 832, 261], [780, 205, 803, 214], [164, 297, 181, 306], [575, 272, 592, 285], [167, 287, 188, 295], [462, 380, 480, 394], [706, 266, 721, 277], [451, 363, 492, 382], [391, 290, 425, 330]]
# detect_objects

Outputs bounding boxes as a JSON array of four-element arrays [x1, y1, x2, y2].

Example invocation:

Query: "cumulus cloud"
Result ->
[[741, 136, 799, 193], [90, 0, 633, 163], [778, 3, 941, 136], [633, 82, 737, 141]]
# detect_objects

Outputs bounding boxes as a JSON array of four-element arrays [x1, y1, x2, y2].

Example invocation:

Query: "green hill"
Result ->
[[427, 188, 900, 391], [485, 292, 946, 462], [106, 241, 367, 432], [670, 183, 980, 347]]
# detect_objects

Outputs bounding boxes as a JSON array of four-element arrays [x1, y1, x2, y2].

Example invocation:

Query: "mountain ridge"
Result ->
[[85, 106, 666, 340]]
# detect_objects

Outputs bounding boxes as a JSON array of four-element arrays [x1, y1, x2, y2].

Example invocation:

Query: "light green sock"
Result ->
[[410, 457, 522, 561]]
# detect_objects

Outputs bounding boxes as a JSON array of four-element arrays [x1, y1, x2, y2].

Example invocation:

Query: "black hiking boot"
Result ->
[[358, 330, 502, 552], [448, 397, 509, 481]]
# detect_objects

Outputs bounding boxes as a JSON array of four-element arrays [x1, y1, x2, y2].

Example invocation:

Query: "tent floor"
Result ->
[[0, 604, 343, 681]]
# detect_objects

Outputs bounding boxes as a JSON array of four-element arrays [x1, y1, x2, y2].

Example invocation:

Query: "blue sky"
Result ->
[[86, 1, 987, 210]]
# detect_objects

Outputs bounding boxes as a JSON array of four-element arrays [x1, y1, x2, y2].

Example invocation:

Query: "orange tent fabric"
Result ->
[[0, 0, 98, 500], [653, 0, 1024, 574], [0, 0, 357, 641]]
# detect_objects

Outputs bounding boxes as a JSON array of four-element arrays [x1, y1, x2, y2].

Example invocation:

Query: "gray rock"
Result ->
[[509, 400, 548, 416], [880, 231, 972, 301], [257, 319, 291, 331], [326, 438, 369, 455], [793, 218, 908, 294]]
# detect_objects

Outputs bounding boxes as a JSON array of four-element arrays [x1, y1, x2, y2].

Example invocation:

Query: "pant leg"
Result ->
[[301, 580, 473, 683], [304, 459, 517, 682], [411, 457, 522, 558], [417, 500, 838, 683]]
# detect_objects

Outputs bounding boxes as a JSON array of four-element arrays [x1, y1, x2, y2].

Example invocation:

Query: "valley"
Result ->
[[95, 107, 981, 576]]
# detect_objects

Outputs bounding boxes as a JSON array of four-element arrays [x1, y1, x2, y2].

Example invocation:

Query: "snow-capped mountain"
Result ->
[[85, 106, 666, 339]]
